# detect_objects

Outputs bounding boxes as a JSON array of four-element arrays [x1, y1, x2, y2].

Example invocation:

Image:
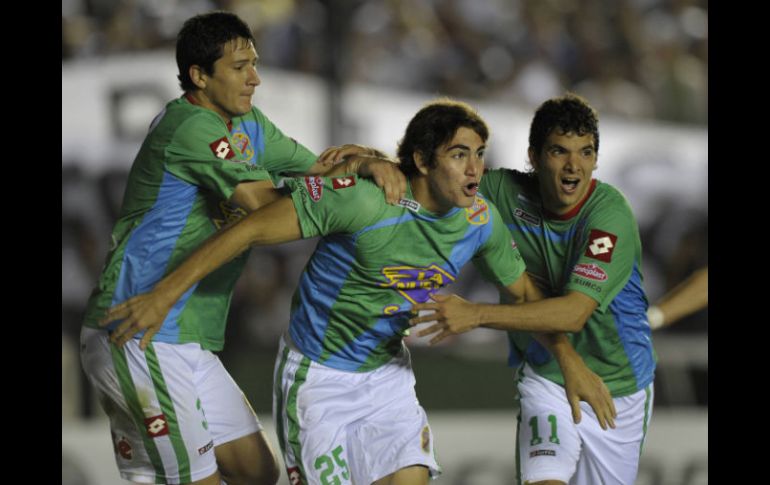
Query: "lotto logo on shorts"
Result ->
[[209, 137, 235, 160], [584, 229, 617, 263], [286, 466, 303, 485], [304, 176, 324, 202], [332, 176, 356, 189], [144, 414, 170, 438]]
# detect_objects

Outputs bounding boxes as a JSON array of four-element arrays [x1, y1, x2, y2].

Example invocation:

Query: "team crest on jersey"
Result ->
[[513, 208, 541, 226], [209, 137, 236, 160], [231, 132, 254, 161], [144, 414, 169, 438], [465, 197, 489, 225], [380, 264, 456, 304], [421, 426, 431, 453], [112, 433, 133, 460], [332, 176, 356, 189], [584, 229, 618, 263], [572, 263, 608, 281], [304, 176, 324, 202], [286, 466, 303, 485]]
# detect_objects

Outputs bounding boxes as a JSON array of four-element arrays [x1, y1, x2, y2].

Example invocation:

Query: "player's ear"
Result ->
[[414, 151, 430, 176]]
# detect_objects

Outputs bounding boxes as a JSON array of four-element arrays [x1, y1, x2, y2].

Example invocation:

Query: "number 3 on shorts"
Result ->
[[314, 445, 350, 485]]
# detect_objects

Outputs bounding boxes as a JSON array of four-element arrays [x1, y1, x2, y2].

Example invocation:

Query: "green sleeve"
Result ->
[[286, 175, 385, 238], [164, 112, 271, 200], [251, 108, 317, 179], [566, 201, 639, 311], [472, 202, 527, 286]]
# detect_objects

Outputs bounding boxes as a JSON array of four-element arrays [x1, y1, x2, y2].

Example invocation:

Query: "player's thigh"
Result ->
[[372, 465, 429, 485], [516, 365, 581, 484], [80, 327, 220, 484], [571, 383, 654, 485]]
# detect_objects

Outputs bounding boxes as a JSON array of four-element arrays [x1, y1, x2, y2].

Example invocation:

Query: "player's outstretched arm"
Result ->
[[100, 196, 301, 349]]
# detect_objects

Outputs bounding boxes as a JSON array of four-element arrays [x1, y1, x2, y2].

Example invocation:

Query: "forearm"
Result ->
[[655, 267, 709, 326], [154, 197, 300, 305], [477, 296, 588, 333]]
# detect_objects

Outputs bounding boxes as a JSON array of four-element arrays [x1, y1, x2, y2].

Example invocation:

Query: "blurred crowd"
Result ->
[[62, 0, 707, 124]]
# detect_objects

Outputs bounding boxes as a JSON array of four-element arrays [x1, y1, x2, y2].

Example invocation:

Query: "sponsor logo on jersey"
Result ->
[[421, 425, 431, 453], [144, 414, 169, 438], [212, 201, 248, 229], [584, 229, 617, 262], [304, 176, 324, 202], [382, 304, 401, 316], [113, 433, 133, 460], [572, 263, 608, 281], [380, 264, 456, 304], [209, 137, 236, 160], [332, 176, 356, 189], [198, 440, 214, 455], [513, 208, 541, 226], [397, 198, 421, 212], [530, 449, 556, 457], [571, 276, 603, 293], [287, 466, 303, 485], [231, 132, 254, 161], [465, 197, 490, 225]]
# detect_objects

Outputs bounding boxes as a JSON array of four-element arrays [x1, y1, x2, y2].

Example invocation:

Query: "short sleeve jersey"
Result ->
[[285, 174, 526, 372], [479, 169, 656, 397], [82, 97, 316, 351]]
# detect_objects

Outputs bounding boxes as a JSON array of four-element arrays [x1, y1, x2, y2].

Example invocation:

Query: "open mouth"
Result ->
[[560, 177, 579, 194], [463, 182, 479, 197]]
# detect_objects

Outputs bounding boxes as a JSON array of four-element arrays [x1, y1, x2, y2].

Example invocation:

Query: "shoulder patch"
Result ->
[[584, 229, 618, 262], [209, 137, 236, 160], [332, 176, 356, 189]]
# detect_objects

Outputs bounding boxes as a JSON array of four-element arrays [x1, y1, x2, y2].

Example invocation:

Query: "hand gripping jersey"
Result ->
[[479, 169, 656, 397], [82, 97, 316, 350], [285, 174, 526, 372]]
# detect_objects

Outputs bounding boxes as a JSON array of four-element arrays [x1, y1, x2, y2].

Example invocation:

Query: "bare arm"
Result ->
[[649, 266, 708, 329], [101, 196, 301, 348], [410, 273, 615, 428]]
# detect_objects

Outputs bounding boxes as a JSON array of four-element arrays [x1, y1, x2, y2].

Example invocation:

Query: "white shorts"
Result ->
[[80, 327, 261, 484], [272, 335, 441, 485], [516, 364, 654, 485]]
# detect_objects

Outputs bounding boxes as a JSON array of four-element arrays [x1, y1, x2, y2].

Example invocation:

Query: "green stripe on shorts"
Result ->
[[110, 342, 164, 482], [639, 384, 652, 457], [286, 356, 312, 484], [273, 345, 291, 457], [145, 343, 192, 483]]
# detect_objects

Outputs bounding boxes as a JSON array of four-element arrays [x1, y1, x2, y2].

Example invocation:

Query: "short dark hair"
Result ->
[[176, 11, 256, 92], [529, 93, 600, 155], [397, 98, 489, 177]]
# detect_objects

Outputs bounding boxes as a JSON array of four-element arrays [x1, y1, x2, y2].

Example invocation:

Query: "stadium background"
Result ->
[[62, 1, 707, 484]]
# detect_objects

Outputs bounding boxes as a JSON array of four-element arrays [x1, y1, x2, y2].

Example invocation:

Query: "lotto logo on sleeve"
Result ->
[[209, 137, 235, 160], [144, 414, 169, 438], [584, 229, 618, 262], [304, 176, 324, 202], [332, 176, 356, 189]]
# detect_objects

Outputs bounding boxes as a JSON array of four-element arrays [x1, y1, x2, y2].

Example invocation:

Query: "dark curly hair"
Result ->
[[397, 98, 489, 177], [176, 12, 256, 92], [529, 93, 599, 156]]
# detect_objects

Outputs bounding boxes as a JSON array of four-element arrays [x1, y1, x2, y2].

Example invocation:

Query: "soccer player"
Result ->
[[101, 99, 614, 485], [80, 11, 402, 485], [412, 93, 655, 484]]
